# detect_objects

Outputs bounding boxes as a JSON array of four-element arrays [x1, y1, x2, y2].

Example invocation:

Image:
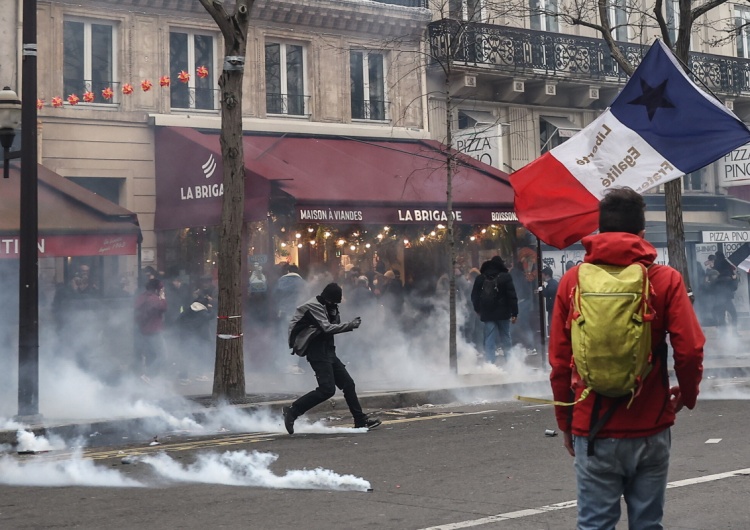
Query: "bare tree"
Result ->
[[197, 0, 254, 399]]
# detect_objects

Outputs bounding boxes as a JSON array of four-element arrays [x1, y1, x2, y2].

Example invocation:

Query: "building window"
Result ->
[[170, 31, 216, 110], [350, 51, 387, 121], [63, 19, 115, 103], [683, 168, 705, 192], [449, 0, 483, 21], [609, 0, 629, 42], [67, 177, 124, 205], [265, 42, 307, 116], [736, 6, 750, 58], [530, 0, 559, 32], [665, 0, 679, 44]]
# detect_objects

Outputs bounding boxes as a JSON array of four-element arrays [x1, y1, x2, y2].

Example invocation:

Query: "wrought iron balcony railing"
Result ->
[[427, 20, 750, 95], [170, 86, 220, 111], [371, 0, 427, 7], [351, 98, 389, 121], [266, 93, 311, 116]]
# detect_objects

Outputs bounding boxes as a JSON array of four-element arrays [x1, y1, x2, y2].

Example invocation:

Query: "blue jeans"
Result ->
[[574, 429, 671, 530], [483, 320, 511, 363]]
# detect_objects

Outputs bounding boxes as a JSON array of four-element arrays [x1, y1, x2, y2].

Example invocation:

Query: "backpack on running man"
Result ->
[[478, 274, 501, 313], [516, 262, 655, 408]]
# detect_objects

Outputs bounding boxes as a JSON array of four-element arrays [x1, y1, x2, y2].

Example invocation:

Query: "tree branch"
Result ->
[[692, 0, 730, 23], [653, 0, 672, 48], [597, 0, 635, 76], [196, 0, 233, 39]]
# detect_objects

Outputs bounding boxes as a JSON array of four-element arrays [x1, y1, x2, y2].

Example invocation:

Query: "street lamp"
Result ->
[[0, 86, 22, 179]]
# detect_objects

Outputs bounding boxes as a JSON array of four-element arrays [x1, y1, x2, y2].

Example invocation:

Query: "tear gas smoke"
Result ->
[[139, 450, 371, 491], [16, 429, 67, 453], [0, 271, 746, 433], [0, 448, 144, 487]]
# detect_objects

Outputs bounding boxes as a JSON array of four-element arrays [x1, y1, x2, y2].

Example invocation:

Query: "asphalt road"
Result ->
[[1, 396, 749, 529]]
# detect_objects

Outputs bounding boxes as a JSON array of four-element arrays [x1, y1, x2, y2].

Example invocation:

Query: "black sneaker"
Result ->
[[282, 406, 296, 435], [354, 416, 382, 431]]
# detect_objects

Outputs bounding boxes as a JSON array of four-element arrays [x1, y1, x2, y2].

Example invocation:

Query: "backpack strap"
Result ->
[[586, 394, 625, 456]]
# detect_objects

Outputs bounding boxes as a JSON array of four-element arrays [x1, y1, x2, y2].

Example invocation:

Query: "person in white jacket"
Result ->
[[283, 283, 381, 434]]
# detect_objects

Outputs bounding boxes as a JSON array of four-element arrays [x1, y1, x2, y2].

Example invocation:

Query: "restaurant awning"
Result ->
[[154, 127, 516, 229], [154, 127, 272, 230], [1, 164, 142, 259]]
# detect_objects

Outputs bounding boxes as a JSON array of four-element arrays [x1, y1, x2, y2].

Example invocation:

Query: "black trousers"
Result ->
[[291, 357, 365, 423]]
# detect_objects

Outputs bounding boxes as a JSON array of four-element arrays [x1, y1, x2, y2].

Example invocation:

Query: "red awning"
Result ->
[[154, 127, 516, 228], [154, 127, 271, 230], [1, 164, 141, 258]]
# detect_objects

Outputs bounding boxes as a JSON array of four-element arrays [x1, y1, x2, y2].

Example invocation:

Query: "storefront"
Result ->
[[1, 164, 142, 295], [154, 127, 528, 295], [1, 164, 142, 367]]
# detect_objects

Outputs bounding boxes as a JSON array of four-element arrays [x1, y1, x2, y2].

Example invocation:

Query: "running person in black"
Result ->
[[283, 283, 381, 434]]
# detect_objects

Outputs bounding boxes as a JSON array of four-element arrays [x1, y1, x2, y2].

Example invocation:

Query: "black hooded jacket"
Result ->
[[470, 257, 518, 322]]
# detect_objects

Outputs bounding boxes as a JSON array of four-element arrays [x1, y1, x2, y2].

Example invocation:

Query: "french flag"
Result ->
[[511, 40, 750, 249]]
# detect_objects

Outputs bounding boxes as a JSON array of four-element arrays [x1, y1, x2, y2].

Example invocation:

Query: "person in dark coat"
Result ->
[[712, 250, 739, 332], [282, 283, 381, 434], [470, 256, 518, 364], [540, 266, 559, 334]]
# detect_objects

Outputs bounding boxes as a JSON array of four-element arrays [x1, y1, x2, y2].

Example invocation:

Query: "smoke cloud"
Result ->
[[140, 450, 371, 491]]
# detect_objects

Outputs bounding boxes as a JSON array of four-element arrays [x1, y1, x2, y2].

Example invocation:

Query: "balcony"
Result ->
[[266, 93, 311, 117], [351, 99, 389, 121], [427, 20, 750, 96], [372, 0, 427, 6], [170, 86, 220, 112]]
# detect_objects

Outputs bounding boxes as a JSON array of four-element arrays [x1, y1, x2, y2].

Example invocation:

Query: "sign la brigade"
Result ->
[[398, 209, 462, 222]]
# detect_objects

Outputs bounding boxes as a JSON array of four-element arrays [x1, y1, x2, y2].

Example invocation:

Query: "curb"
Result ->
[[1, 365, 746, 447], [0, 379, 550, 447]]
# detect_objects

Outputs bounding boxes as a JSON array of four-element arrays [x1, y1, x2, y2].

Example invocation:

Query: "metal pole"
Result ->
[[17, 0, 40, 420], [535, 238, 547, 367]]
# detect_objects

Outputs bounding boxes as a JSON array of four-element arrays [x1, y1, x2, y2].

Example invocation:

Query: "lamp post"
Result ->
[[17, 0, 40, 421], [0, 86, 22, 179]]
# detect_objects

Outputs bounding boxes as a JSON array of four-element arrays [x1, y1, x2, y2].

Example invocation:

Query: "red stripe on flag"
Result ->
[[511, 152, 600, 249]]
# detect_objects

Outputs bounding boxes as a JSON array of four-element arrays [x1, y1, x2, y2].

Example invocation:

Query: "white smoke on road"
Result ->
[[140, 450, 371, 491], [16, 429, 67, 453], [0, 449, 144, 487], [0, 443, 370, 491], [201, 405, 367, 435]]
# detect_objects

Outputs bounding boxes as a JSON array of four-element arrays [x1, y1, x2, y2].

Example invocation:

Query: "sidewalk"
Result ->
[[0, 328, 747, 446]]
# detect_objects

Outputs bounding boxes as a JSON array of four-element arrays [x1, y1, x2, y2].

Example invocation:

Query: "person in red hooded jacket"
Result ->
[[549, 187, 704, 530]]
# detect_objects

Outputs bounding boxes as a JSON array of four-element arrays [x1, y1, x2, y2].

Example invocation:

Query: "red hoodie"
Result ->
[[549, 232, 704, 438]]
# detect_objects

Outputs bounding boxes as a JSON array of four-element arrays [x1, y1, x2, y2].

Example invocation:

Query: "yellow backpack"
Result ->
[[570, 263, 655, 405], [517, 262, 655, 407]]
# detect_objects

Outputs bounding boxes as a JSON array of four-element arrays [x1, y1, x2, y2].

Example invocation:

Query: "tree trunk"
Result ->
[[664, 179, 692, 294], [198, 0, 253, 400], [212, 65, 247, 400], [444, 51, 458, 373]]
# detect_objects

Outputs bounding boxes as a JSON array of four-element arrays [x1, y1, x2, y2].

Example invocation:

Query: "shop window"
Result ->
[[350, 51, 387, 121], [529, 0, 559, 32], [539, 116, 578, 153], [63, 18, 116, 104], [265, 42, 308, 116], [170, 30, 217, 111], [736, 6, 750, 58]]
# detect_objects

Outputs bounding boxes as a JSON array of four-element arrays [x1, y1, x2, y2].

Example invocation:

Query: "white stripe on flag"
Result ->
[[551, 111, 683, 200]]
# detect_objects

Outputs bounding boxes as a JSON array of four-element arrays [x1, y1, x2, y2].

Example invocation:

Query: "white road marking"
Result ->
[[705, 438, 722, 444], [418, 467, 750, 529]]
